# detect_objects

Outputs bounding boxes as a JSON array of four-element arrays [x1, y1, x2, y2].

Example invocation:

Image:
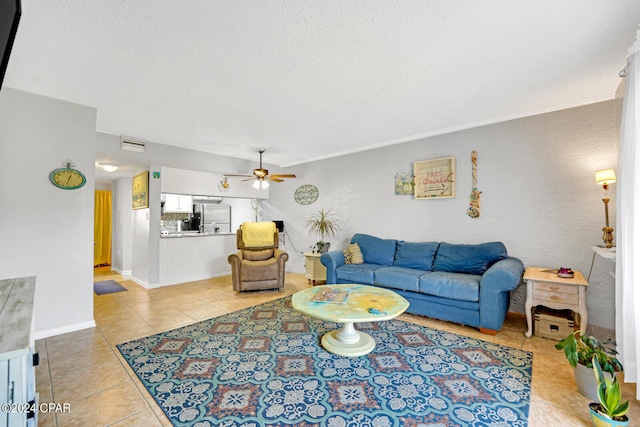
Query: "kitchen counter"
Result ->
[[160, 231, 235, 238], [159, 233, 238, 286]]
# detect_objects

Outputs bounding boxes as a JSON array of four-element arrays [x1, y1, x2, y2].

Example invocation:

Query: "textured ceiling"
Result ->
[[5, 1, 640, 167]]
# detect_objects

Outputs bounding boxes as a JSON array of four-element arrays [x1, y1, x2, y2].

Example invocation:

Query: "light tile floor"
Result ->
[[34, 268, 639, 426]]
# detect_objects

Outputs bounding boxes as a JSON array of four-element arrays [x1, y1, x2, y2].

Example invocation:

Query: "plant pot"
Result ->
[[575, 363, 613, 401], [589, 403, 629, 427], [317, 243, 330, 253]]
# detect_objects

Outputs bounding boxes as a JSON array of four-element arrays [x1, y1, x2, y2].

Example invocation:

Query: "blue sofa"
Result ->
[[320, 233, 525, 334]]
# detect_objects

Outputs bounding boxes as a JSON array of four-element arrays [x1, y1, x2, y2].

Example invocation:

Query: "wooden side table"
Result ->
[[524, 267, 588, 338], [304, 252, 327, 285]]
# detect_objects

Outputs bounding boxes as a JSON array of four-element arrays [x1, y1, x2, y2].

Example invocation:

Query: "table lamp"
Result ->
[[595, 169, 616, 248]]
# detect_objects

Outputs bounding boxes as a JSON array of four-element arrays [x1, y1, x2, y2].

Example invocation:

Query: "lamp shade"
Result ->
[[595, 169, 616, 185]]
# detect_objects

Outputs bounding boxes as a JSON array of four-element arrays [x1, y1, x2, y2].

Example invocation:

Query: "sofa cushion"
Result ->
[[243, 249, 275, 261], [240, 258, 277, 281], [419, 271, 482, 302], [374, 266, 423, 292], [343, 249, 352, 264], [335, 263, 382, 284], [351, 233, 397, 266], [393, 241, 439, 270], [348, 243, 364, 264], [433, 242, 508, 275]]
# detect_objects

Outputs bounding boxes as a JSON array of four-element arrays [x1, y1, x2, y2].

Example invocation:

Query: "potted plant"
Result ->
[[554, 331, 623, 401], [306, 208, 341, 253], [589, 354, 629, 426]]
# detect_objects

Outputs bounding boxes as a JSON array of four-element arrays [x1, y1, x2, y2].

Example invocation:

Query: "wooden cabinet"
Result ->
[[0, 277, 37, 427], [304, 252, 326, 285]]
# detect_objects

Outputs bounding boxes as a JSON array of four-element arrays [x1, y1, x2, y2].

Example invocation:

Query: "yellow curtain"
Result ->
[[94, 190, 112, 267]]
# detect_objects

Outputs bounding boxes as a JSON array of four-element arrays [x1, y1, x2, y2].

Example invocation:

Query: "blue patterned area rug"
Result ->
[[117, 296, 531, 427]]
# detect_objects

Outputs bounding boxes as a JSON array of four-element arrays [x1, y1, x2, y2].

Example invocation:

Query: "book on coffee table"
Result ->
[[313, 288, 351, 304]]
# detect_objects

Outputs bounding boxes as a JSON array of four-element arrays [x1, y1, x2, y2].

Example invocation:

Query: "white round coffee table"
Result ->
[[291, 284, 409, 357]]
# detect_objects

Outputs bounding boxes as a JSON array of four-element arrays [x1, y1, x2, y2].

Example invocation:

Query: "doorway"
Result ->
[[94, 190, 112, 267]]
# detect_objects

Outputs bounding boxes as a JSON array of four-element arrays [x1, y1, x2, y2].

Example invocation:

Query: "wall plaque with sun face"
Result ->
[[294, 184, 319, 205]]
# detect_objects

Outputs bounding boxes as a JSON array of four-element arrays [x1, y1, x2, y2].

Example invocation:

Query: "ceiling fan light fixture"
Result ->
[[253, 179, 269, 189], [253, 168, 268, 179], [226, 149, 295, 185]]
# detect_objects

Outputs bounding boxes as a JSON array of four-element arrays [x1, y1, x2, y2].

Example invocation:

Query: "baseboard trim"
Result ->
[[159, 271, 230, 287], [130, 275, 160, 289], [507, 310, 526, 319], [35, 320, 96, 340], [112, 267, 132, 279]]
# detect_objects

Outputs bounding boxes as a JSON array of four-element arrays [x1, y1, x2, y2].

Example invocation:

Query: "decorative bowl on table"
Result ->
[[557, 267, 574, 278]]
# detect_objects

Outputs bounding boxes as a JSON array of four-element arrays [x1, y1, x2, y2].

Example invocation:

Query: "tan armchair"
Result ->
[[228, 222, 288, 292]]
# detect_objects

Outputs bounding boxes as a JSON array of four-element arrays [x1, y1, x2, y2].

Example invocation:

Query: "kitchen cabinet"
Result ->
[[163, 194, 193, 213], [0, 277, 38, 427]]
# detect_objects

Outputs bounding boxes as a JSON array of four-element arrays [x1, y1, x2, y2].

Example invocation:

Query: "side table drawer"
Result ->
[[532, 289, 579, 305], [533, 282, 578, 295]]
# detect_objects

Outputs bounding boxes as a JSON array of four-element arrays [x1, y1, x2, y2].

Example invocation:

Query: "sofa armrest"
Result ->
[[228, 251, 244, 264], [274, 249, 289, 266], [480, 257, 524, 292], [227, 251, 244, 291], [320, 251, 344, 284], [478, 257, 524, 331]]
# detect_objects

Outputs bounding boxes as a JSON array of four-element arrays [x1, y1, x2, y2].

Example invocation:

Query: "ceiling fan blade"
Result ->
[[241, 177, 256, 182], [269, 174, 297, 179], [268, 177, 284, 182], [225, 173, 254, 177]]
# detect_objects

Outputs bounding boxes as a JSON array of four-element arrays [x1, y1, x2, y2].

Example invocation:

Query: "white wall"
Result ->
[[0, 88, 97, 338], [112, 177, 133, 276], [268, 100, 619, 329], [131, 202, 151, 286]]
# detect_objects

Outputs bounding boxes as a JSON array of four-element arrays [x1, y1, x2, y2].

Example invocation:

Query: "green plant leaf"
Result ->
[[306, 209, 341, 242], [557, 332, 623, 374], [593, 354, 630, 418], [593, 355, 606, 385], [611, 400, 630, 418]]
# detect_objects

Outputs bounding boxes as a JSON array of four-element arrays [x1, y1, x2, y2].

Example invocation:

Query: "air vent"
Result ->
[[120, 137, 146, 153]]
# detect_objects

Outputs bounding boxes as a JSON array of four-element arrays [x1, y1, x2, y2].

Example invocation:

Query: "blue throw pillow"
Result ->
[[393, 241, 439, 270], [351, 233, 397, 266], [433, 242, 508, 275]]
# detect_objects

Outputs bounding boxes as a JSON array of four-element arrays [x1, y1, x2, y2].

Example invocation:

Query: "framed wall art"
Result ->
[[132, 171, 149, 209], [413, 157, 456, 199], [394, 171, 414, 195]]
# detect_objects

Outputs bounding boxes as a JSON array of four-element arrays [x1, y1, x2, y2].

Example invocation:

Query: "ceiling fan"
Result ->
[[226, 149, 296, 189]]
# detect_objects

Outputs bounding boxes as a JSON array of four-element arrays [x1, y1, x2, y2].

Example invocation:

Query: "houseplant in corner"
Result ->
[[589, 354, 629, 426], [306, 208, 341, 253], [554, 331, 623, 401]]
